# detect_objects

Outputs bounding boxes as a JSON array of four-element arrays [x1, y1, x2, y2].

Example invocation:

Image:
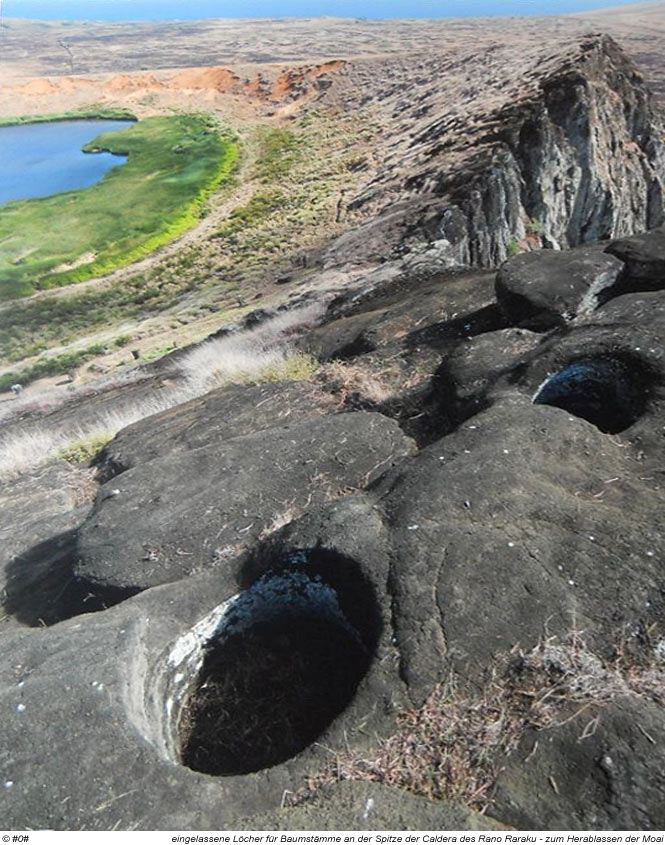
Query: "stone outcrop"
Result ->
[[76, 411, 415, 591], [491, 696, 665, 829], [494, 243, 623, 327], [2, 226, 665, 830], [328, 35, 665, 271], [604, 224, 665, 295]]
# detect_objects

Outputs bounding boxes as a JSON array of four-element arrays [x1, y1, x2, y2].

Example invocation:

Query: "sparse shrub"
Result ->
[[143, 343, 178, 361], [0, 371, 20, 392], [4, 343, 112, 390], [526, 218, 544, 235], [57, 430, 114, 464], [254, 127, 301, 182], [86, 343, 107, 356], [315, 360, 393, 407], [114, 334, 132, 347], [507, 238, 522, 257], [254, 351, 318, 383], [345, 154, 369, 172], [212, 189, 286, 240]]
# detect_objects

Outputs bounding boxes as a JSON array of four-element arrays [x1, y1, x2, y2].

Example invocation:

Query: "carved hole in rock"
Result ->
[[533, 354, 653, 434], [177, 559, 378, 776]]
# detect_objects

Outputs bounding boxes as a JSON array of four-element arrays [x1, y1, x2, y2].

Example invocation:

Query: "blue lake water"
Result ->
[[0, 119, 134, 206]]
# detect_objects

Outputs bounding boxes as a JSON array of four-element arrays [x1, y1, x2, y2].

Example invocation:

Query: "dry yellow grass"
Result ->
[[0, 304, 324, 479], [315, 360, 394, 408], [293, 630, 665, 813]]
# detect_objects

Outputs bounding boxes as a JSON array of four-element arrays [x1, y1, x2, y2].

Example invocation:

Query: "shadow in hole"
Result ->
[[334, 308, 509, 448], [3, 529, 139, 627], [179, 548, 382, 776], [334, 332, 377, 361], [404, 303, 509, 352], [372, 356, 494, 448], [240, 546, 383, 648], [533, 353, 657, 434]]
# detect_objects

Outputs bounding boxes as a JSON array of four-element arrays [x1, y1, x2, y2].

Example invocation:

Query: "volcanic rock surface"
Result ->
[[2, 215, 665, 829], [327, 34, 665, 272]]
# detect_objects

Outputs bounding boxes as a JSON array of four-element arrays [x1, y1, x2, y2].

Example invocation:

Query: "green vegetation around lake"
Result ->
[[0, 114, 238, 300], [0, 110, 370, 370], [0, 106, 137, 127]]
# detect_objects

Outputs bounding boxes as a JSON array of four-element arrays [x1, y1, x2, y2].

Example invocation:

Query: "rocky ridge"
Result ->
[[324, 35, 665, 271], [0, 60, 347, 117]]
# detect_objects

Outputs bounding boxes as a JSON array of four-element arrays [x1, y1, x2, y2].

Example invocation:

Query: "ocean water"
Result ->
[[0, 119, 133, 206], [3, 0, 638, 21]]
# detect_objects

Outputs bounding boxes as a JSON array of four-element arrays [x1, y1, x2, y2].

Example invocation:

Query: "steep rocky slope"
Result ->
[[325, 35, 665, 271], [2, 30, 664, 396]]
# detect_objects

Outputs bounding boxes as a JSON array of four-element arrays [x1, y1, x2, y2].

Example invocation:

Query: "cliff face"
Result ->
[[334, 35, 665, 271]]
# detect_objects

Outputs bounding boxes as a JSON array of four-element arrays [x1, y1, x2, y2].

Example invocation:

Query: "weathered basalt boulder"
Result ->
[[0, 463, 100, 629], [76, 412, 415, 591], [604, 225, 665, 291], [94, 379, 335, 482], [491, 696, 665, 829], [0, 497, 407, 830], [495, 245, 623, 327], [379, 397, 665, 698], [244, 781, 503, 830]]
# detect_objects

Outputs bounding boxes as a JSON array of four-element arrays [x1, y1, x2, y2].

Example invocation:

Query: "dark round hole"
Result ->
[[533, 354, 653, 434], [178, 567, 377, 776]]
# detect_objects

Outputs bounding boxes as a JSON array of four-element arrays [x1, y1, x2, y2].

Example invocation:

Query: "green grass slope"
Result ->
[[0, 106, 137, 126], [0, 114, 238, 301]]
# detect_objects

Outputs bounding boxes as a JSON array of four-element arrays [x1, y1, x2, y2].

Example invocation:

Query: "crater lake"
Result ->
[[0, 119, 135, 206]]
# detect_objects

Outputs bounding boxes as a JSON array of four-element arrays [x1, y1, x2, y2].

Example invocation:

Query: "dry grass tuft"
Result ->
[[178, 303, 323, 394], [292, 630, 665, 812], [0, 393, 176, 480], [315, 360, 394, 408], [66, 466, 100, 506], [0, 368, 148, 426], [0, 305, 324, 480], [0, 429, 63, 479], [257, 351, 319, 384]]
